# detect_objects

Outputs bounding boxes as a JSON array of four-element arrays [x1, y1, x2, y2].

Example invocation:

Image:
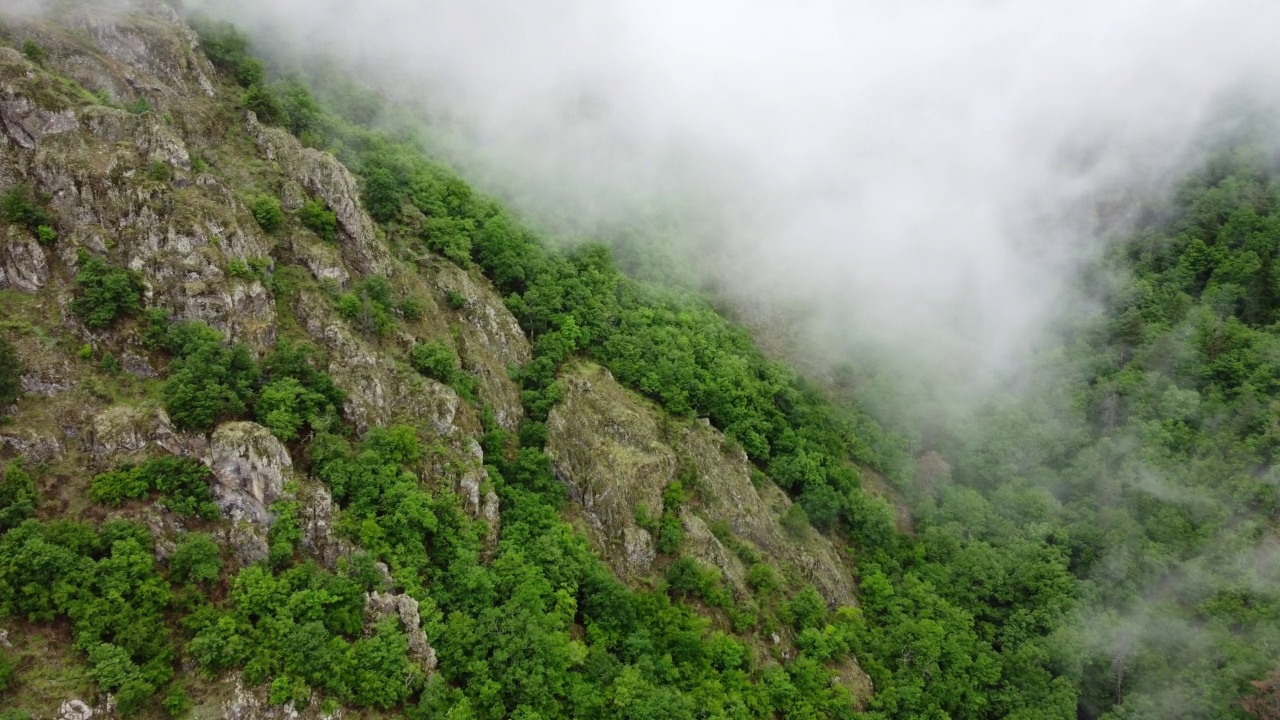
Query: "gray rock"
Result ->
[[90, 405, 182, 464], [0, 226, 50, 293], [365, 591, 438, 673], [0, 429, 65, 463], [0, 96, 79, 149], [251, 119, 391, 276], [57, 700, 94, 720], [297, 480, 354, 568], [208, 421, 292, 526]]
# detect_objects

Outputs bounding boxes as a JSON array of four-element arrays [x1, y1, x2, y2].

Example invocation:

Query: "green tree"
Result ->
[[1, 184, 56, 243], [299, 200, 337, 242], [0, 335, 22, 415], [0, 461, 36, 532], [363, 165, 402, 223], [169, 533, 223, 586], [251, 196, 284, 234], [71, 252, 145, 329], [159, 322, 259, 431], [243, 83, 284, 125]]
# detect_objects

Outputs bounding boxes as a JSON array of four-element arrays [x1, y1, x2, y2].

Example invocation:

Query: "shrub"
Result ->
[[243, 83, 283, 125], [0, 648, 14, 691], [194, 19, 263, 87], [125, 97, 152, 115], [746, 563, 781, 597], [299, 200, 336, 242], [409, 341, 458, 385], [266, 501, 301, 568], [71, 252, 145, 329], [445, 290, 468, 309], [256, 377, 336, 441], [159, 322, 259, 431], [0, 336, 21, 414], [91, 456, 220, 519], [162, 686, 193, 719], [398, 297, 424, 321], [782, 586, 827, 632], [21, 39, 44, 64], [0, 461, 35, 532], [1, 184, 55, 240], [781, 503, 810, 537], [169, 533, 223, 585], [141, 308, 173, 349], [250, 196, 283, 234], [148, 161, 171, 182], [337, 278, 396, 337]]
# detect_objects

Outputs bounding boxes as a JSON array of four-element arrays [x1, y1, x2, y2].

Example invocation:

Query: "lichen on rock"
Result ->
[[547, 362, 855, 605]]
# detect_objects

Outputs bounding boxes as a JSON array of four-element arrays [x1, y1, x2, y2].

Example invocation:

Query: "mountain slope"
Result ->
[[0, 3, 904, 718]]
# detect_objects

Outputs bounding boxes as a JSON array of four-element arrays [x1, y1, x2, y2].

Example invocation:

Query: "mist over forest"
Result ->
[[190, 0, 1280, 384], [1, 0, 1280, 718]]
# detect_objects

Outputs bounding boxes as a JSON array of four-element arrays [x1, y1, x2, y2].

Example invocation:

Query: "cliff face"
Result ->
[[0, 2, 870, 717]]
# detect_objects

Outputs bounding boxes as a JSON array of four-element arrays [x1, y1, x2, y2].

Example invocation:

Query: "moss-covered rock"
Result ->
[[250, 117, 391, 276], [547, 362, 855, 605], [0, 226, 49, 293]]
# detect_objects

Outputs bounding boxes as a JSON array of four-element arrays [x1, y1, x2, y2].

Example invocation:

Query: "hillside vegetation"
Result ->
[[0, 3, 1276, 720]]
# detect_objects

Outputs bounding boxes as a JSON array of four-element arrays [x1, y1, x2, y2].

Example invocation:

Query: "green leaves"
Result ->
[[71, 251, 145, 329], [90, 457, 220, 519], [257, 377, 336, 441], [0, 336, 22, 417], [409, 341, 459, 384], [190, 561, 419, 709], [251, 195, 284, 234], [0, 520, 175, 715], [169, 533, 224, 586], [299, 199, 337, 242]]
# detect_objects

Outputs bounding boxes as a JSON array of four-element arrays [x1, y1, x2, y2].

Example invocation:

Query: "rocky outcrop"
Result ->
[[208, 421, 291, 525], [90, 404, 181, 462], [295, 290, 469, 436], [296, 479, 353, 568], [546, 364, 672, 579], [364, 591, 438, 673], [0, 227, 49, 293], [0, 428, 65, 463], [57, 699, 95, 720], [221, 675, 343, 720], [0, 97, 78, 149], [251, 119, 391, 277], [678, 417, 855, 605], [547, 363, 855, 605], [435, 264, 531, 431], [207, 422, 293, 565]]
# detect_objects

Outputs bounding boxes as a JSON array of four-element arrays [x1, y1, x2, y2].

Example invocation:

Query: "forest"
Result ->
[[0, 11, 1277, 720]]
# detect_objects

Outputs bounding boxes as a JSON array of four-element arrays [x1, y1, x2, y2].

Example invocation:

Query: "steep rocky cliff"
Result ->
[[0, 2, 873, 718]]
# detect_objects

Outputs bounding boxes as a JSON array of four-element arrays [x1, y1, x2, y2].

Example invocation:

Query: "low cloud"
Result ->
[[187, 0, 1280, 388]]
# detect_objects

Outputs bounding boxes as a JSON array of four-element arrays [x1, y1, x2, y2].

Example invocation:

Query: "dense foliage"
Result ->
[[0, 520, 176, 714], [148, 315, 343, 437], [71, 251, 145, 329], [0, 184, 56, 245], [3, 20, 1276, 720], [90, 457, 220, 519], [0, 335, 21, 415], [289, 94, 1028, 718]]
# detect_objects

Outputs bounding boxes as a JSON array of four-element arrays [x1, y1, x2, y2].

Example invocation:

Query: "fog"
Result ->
[[185, 0, 1280, 389]]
